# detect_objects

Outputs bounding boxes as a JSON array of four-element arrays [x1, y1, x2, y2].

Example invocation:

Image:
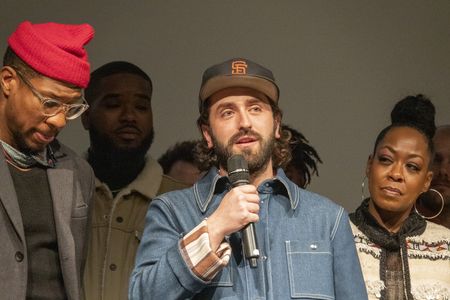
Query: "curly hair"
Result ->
[[195, 99, 291, 171], [158, 140, 202, 174]]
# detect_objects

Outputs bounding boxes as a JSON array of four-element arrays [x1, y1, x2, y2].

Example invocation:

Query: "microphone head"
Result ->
[[227, 154, 250, 186]]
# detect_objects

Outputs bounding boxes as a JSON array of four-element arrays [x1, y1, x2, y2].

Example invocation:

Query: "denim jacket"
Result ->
[[129, 168, 368, 300]]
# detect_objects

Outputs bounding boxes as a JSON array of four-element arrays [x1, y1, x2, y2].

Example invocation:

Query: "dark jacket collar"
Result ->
[[193, 167, 299, 213], [48, 140, 68, 163], [349, 198, 426, 250]]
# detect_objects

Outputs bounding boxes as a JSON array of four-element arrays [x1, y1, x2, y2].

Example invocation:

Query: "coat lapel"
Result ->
[[0, 155, 25, 242], [47, 163, 78, 299]]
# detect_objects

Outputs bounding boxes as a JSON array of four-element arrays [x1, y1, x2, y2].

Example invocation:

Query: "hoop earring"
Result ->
[[361, 176, 368, 201], [414, 188, 445, 219]]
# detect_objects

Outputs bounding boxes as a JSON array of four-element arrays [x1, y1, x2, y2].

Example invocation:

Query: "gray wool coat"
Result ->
[[0, 140, 95, 300]]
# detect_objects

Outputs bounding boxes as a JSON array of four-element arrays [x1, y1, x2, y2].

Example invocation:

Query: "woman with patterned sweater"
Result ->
[[350, 95, 450, 300]]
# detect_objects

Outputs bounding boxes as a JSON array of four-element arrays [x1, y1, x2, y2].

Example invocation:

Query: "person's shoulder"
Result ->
[[52, 141, 95, 199], [408, 221, 450, 259], [158, 174, 189, 195], [422, 221, 450, 242], [297, 187, 343, 212], [151, 180, 196, 214], [291, 187, 353, 239], [52, 140, 76, 157], [52, 140, 91, 170], [279, 173, 343, 212]]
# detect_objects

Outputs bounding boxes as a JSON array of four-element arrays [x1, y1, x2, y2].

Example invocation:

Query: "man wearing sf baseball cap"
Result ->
[[198, 58, 279, 114], [129, 57, 367, 299], [0, 20, 95, 299]]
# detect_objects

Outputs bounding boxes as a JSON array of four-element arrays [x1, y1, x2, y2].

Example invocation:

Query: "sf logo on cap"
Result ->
[[232, 61, 248, 75]]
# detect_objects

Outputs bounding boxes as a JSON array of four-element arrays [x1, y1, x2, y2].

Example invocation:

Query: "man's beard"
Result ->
[[12, 129, 54, 155], [13, 130, 38, 154], [88, 126, 154, 161], [212, 127, 275, 176]]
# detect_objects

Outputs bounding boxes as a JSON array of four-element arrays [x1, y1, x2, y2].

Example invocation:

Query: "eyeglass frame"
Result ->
[[12, 67, 89, 120]]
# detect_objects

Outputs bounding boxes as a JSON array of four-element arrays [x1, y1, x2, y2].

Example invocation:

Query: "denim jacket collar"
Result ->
[[193, 166, 300, 213]]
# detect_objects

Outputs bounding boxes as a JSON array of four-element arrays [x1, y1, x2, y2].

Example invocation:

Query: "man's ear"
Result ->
[[81, 110, 90, 130], [274, 115, 281, 139], [201, 125, 214, 149], [0, 66, 16, 97]]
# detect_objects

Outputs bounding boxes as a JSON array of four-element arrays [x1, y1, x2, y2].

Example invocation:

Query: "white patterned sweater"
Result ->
[[351, 221, 450, 300]]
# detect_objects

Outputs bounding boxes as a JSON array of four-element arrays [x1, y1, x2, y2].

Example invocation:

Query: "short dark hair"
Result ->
[[85, 61, 153, 104], [158, 140, 202, 174], [3, 46, 40, 78], [283, 125, 322, 186]]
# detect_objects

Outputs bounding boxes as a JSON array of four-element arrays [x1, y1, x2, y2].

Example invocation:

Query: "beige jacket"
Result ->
[[83, 157, 186, 300]]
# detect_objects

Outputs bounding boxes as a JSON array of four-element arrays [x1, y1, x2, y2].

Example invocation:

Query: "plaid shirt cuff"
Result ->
[[179, 219, 231, 282]]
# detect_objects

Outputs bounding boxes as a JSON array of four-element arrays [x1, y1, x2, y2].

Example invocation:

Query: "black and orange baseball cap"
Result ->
[[199, 58, 279, 112]]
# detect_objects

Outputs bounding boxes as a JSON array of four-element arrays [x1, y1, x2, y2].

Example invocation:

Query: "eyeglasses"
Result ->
[[14, 69, 89, 120]]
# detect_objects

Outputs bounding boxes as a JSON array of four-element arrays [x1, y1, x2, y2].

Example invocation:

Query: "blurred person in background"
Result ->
[[158, 139, 204, 186], [415, 124, 450, 229]]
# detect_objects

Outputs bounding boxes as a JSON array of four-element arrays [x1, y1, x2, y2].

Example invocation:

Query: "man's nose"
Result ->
[[45, 111, 67, 130], [120, 105, 137, 122], [238, 111, 252, 129]]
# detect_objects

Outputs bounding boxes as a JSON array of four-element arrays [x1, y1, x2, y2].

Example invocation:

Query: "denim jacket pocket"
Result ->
[[198, 263, 235, 299], [207, 263, 233, 287], [286, 240, 335, 300]]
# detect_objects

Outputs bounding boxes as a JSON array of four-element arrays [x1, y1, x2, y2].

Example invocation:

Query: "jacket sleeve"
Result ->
[[332, 209, 368, 300], [129, 197, 213, 299]]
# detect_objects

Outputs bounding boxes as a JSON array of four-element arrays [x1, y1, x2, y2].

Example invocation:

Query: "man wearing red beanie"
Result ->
[[0, 21, 95, 300]]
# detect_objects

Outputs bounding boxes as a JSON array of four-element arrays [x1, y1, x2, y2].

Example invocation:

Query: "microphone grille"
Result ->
[[227, 155, 250, 184]]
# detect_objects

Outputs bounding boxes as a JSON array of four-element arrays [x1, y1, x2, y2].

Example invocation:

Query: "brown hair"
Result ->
[[195, 98, 291, 171]]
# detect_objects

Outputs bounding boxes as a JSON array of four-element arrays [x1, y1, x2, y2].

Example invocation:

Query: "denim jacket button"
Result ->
[[310, 244, 318, 250]]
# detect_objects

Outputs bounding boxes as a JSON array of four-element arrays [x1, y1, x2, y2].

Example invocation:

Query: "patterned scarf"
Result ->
[[1, 140, 55, 168], [349, 198, 426, 250]]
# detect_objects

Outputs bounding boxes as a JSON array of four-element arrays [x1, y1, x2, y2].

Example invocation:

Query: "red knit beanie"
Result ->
[[8, 21, 94, 88]]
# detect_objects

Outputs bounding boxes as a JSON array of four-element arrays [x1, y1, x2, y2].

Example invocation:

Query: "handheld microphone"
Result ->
[[227, 154, 260, 268]]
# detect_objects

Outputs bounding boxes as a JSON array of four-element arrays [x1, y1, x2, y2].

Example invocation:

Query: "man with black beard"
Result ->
[[129, 58, 367, 299], [81, 61, 186, 300]]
